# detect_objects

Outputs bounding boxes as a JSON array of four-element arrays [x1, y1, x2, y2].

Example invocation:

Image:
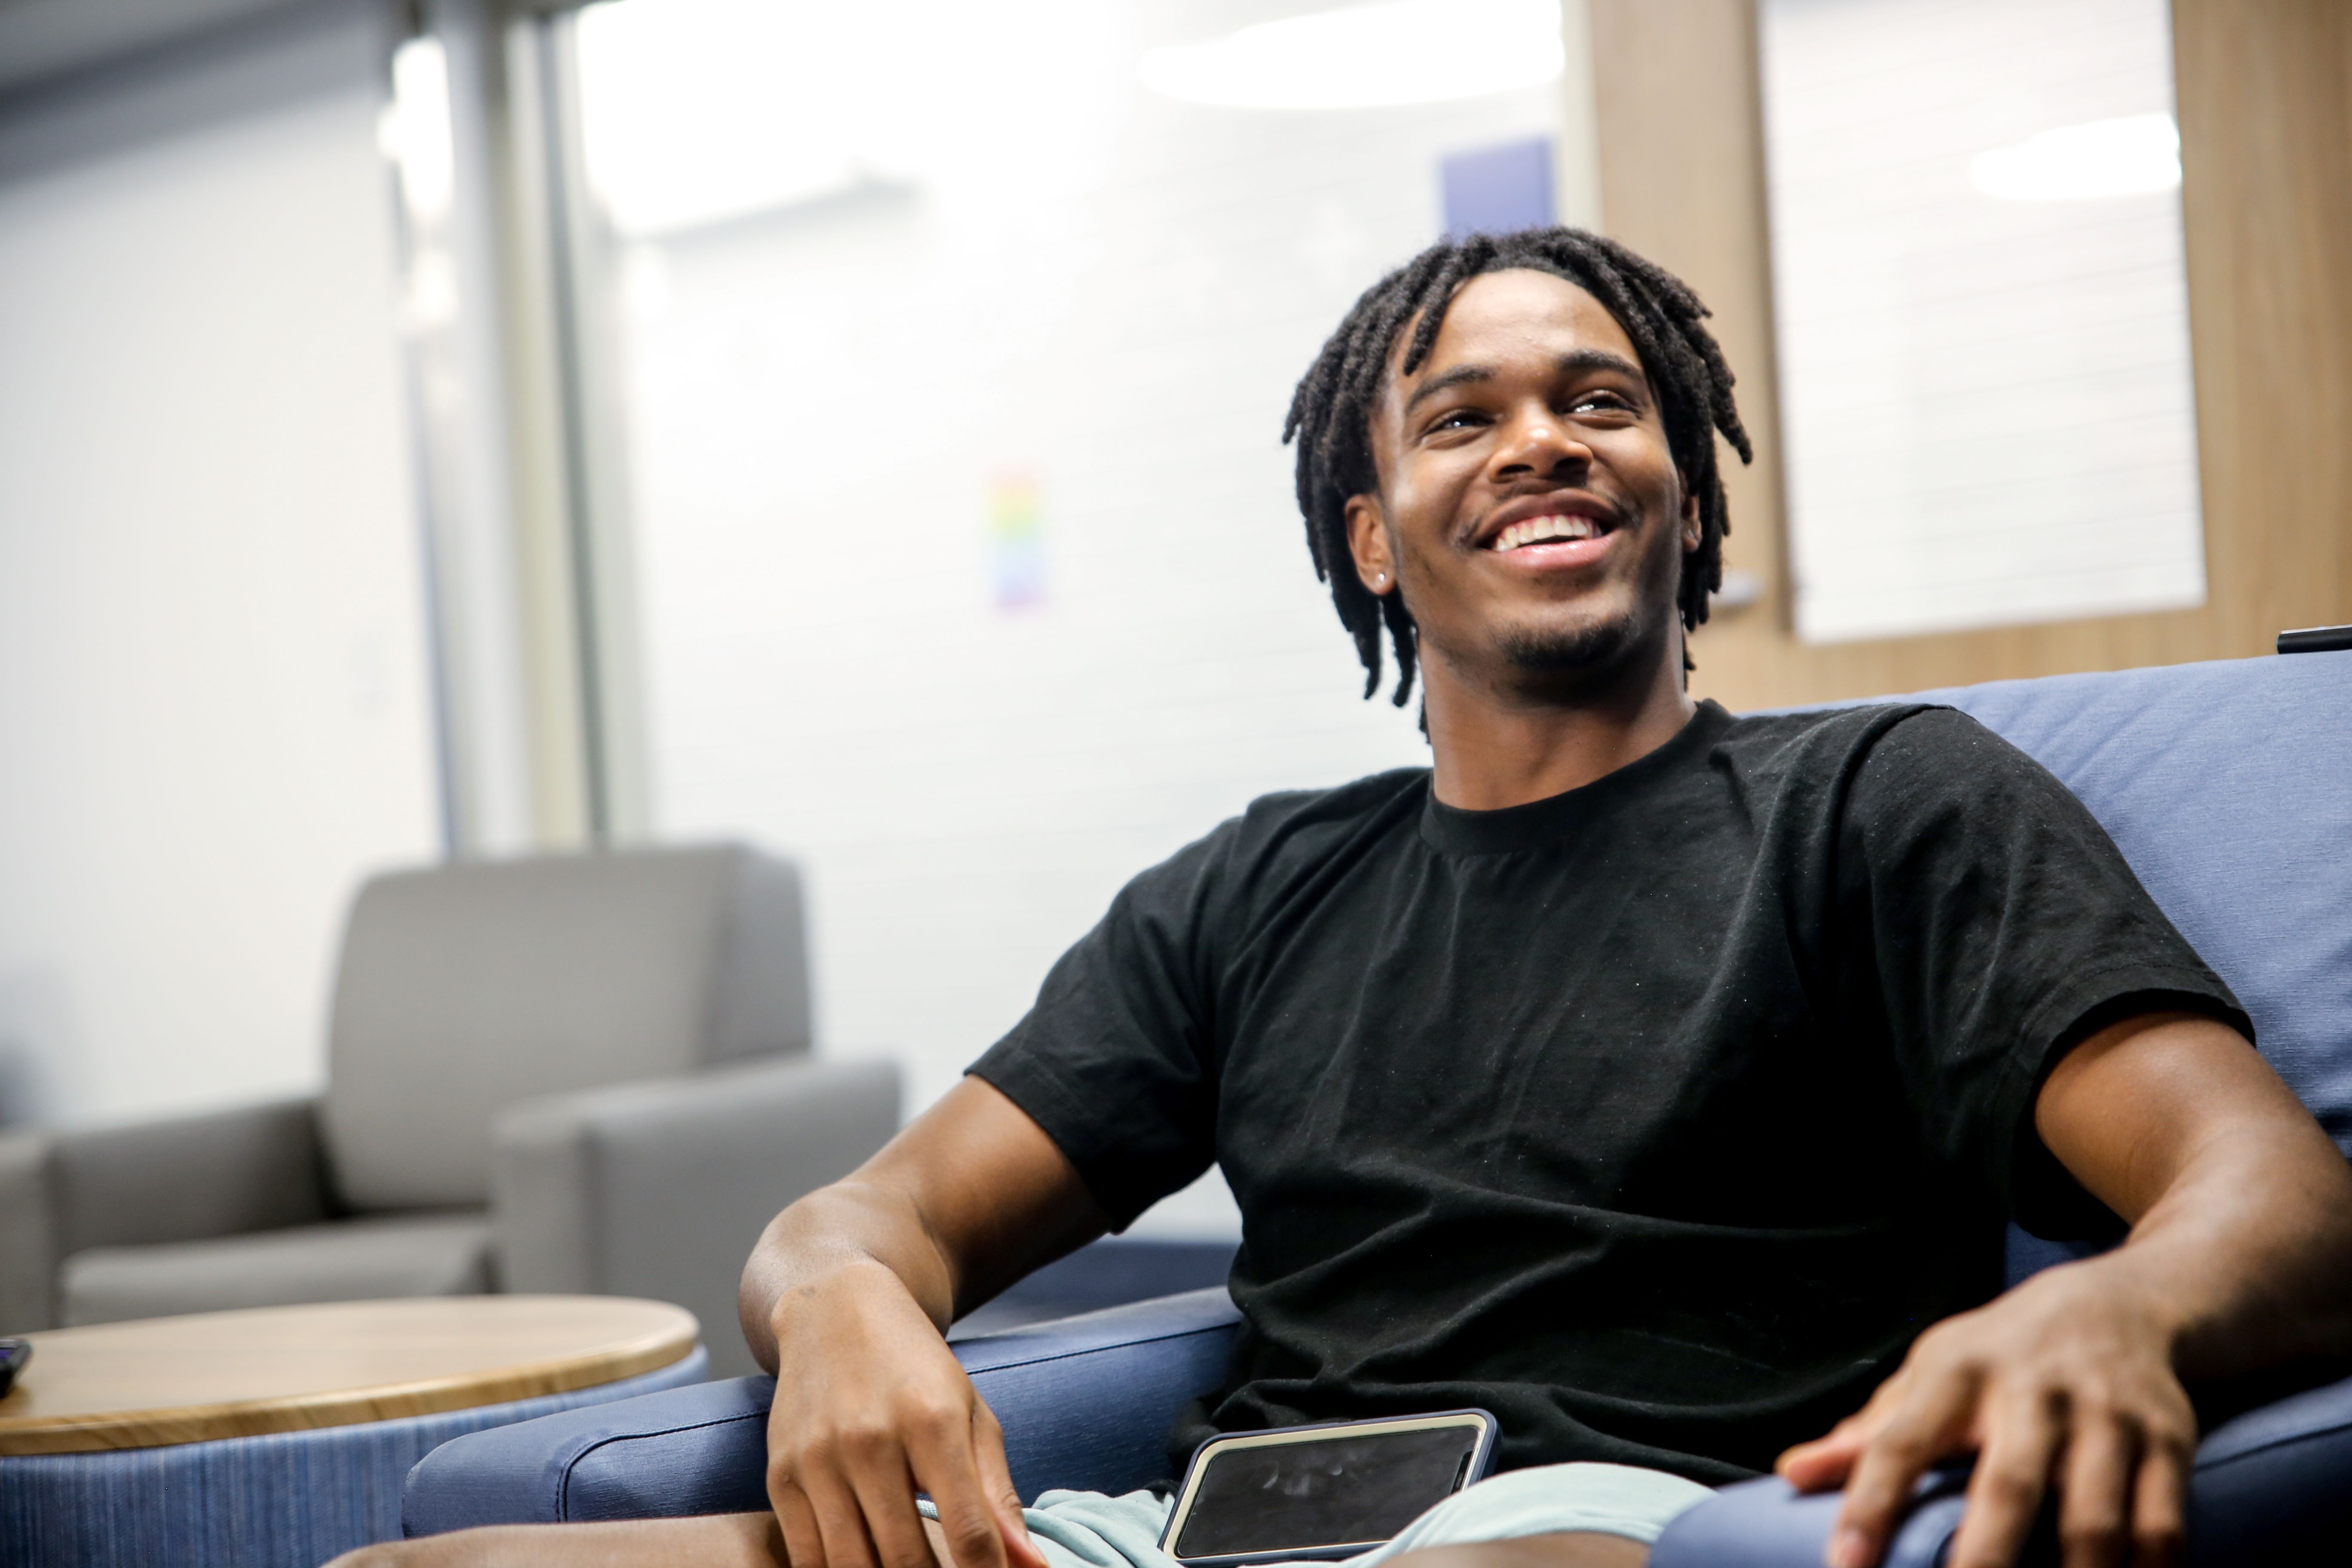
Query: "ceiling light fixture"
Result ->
[[1140, 0, 1564, 111], [1968, 113, 2180, 202]]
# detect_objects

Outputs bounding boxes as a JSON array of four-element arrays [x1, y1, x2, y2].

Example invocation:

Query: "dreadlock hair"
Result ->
[[1283, 226, 1752, 708]]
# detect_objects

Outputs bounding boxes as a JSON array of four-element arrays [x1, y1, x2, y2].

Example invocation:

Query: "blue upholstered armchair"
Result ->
[[404, 652, 2352, 1565]]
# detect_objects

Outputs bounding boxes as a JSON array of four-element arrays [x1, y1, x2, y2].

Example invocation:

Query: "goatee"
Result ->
[[1493, 606, 1647, 674]]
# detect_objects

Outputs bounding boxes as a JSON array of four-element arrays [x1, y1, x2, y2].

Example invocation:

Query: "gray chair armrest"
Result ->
[[55, 1096, 331, 1256], [0, 1131, 58, 1330], [0, 1098, 331, 1331], [492, 1056, 901, 1377]]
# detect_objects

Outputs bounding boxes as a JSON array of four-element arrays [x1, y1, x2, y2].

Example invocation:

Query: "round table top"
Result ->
[[0, 1295, 700, 1456]]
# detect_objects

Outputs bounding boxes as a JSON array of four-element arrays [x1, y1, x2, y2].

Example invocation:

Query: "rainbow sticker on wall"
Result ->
[[987, 473, 1047, 610]]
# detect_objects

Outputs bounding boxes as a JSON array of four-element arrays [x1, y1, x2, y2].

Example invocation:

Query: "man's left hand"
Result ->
[[1779, 1009, 2352, 1568], [1776, 1258, 2193, 1568]]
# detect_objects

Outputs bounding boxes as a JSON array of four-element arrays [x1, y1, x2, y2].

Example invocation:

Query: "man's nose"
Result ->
[[1491, 406, 1590, 478]]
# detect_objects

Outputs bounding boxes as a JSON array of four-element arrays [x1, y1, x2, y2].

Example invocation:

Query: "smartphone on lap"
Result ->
[[1160, 1410, 1500, 1567]]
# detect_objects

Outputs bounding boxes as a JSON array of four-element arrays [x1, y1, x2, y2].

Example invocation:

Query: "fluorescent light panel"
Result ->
[[1969, 113, 2180, 202], [1140, 0, 1563, 110]]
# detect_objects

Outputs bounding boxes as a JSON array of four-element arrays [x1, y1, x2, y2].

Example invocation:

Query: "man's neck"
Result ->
[[1421, 636, 1698, 811]]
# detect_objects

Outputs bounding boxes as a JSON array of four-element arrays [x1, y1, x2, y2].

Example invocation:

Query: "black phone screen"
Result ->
[[1171, 1425, 1481, 1560]]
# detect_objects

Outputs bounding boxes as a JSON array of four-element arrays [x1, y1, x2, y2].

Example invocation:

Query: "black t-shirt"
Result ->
[[969, 701, 2248, 1485]]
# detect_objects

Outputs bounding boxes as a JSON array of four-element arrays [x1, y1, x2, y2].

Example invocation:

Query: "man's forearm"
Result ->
[[735, 1077, 1109, 1375], [2081, 1115, 2352, 1386], [2037, 1012, 2352, 1389]]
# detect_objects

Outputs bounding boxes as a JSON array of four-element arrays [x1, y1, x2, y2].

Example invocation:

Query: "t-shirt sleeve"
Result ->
[[965, 826, 1232, 1229], [1838, 707, 2253, 1237]]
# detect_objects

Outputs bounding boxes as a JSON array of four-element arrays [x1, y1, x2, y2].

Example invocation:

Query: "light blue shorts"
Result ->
[[927, 1463, 1712, 1568]]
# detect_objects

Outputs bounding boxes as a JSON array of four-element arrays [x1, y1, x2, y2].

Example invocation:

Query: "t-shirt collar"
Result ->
[[1419, 699, 1734, 856]]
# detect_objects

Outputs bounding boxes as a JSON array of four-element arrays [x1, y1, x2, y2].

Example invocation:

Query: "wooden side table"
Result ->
[[0, 1296, 705, 1568]]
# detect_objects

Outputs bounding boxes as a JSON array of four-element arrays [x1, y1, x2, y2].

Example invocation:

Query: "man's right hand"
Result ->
[[764, 1258, 1044, 1568], [741, 1077, 1111, 1568]]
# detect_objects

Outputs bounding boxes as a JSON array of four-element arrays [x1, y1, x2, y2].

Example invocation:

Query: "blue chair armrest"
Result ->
[[1649, 1474, 1966, 1568], [1651, 1371, 2352, 1568], [403, 1287, 1243, 1536], [955, 1286, 1242, 1501]]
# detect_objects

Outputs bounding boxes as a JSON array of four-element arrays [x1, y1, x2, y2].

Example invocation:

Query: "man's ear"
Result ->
[[1680, 493, 1701, 554], [1344, 495, 1396, 596]]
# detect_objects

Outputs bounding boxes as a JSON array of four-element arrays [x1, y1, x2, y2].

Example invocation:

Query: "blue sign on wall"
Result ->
[[1441, 137, 1556, 240]]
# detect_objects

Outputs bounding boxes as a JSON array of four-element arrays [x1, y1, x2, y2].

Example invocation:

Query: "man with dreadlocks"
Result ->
[[364, 230, 2352, 1568]]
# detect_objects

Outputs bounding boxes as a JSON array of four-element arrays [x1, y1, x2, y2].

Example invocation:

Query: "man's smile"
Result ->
[[1470, 490, 1628, 573]]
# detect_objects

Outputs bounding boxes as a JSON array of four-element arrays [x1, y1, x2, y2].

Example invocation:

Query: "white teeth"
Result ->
[[1493, 514, 1601, 551]]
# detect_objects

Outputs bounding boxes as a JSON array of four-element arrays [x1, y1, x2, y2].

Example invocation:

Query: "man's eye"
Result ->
[[1430, 409, 1485, 432], [1568, 393, 1632, 415]]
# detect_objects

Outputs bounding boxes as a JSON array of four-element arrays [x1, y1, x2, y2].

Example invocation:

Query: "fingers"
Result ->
[[2127, 1427, 2189, 1568], [2052, 1413, 2132, 1568], [971, 1401, 1049, 1568], [1783, 1369, 1923, 1495], [1957, 1395, 2191, 1568], [1824, 1363, 1979, 1568], [1814, 1388, 2194, 1568], [806, 1456, 890, 1568], [770, 1472, 831, 1568], [848, 1429, 953, 1568], [1943, 1387, 2061, 1568], [902, 1395, 1012, 1568], [1777, 1410, 1878, 1493]]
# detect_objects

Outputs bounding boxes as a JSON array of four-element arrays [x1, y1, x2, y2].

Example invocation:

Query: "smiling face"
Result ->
[[1344, 267, 1698, 703]]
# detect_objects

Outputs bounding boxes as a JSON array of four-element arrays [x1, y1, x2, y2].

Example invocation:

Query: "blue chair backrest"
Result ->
[[1844, 652, 2352, 1282]]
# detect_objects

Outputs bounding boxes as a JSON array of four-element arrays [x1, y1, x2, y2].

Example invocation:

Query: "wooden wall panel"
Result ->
[[2169, 0, 2352, 652], [1586, 0, 2352, 710]]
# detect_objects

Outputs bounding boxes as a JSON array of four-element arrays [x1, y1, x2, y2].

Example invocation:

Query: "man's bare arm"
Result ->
[[1780, 1011, 2352, 1568], [739, 1074, 1106, 1364], [741, 1076, 1111, 1568]]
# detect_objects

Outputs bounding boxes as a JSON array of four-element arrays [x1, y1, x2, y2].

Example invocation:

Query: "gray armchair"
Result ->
[[0, 843, 899, 1377]]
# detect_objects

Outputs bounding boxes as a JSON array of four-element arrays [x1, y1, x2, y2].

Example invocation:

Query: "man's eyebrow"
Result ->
[[1401, 363, 1494, 415], [1557, 348, 1645, 382], [1400, 349, 1648, 416]]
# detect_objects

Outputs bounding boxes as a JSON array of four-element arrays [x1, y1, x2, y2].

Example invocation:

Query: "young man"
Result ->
[[356, 229, 2352, 1568]]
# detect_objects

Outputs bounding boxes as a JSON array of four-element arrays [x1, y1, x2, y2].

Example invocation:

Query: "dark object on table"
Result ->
[[2277, 624, 2352, 654], [0, 1338, 28, 1398]]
